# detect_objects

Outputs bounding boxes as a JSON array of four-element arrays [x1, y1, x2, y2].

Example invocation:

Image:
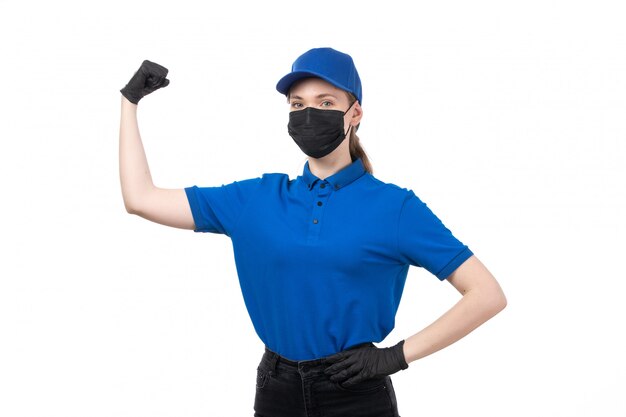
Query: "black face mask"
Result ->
[[287, 102, 355, 159]]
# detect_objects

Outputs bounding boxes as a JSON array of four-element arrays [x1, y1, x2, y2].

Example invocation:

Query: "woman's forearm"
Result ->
[[402, 281, 506, 364], [119, 96, 155, 213]]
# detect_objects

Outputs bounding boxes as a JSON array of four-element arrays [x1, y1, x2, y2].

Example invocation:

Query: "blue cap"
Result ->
[[276, 47, 362, 104]]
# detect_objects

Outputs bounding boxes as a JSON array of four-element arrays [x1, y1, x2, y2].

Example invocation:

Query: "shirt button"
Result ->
[[313, 219, 318, 224], [317, 201, 323, 206], [334, 184, 340, 190], [320, 183, 326, 189]]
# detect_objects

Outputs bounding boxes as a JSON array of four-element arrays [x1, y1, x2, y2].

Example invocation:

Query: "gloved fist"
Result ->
[[120, 60, 170, 104], [324, 340, 409, 387]]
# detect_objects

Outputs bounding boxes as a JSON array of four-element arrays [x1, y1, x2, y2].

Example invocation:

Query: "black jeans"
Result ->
[[254, 345, 400, 417]]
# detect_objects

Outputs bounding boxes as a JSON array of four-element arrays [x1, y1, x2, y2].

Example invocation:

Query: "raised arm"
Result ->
[[118, 60, 195, 230]]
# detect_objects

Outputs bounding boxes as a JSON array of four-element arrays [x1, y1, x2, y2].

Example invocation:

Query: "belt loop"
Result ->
[[268, 350, 278, 376]]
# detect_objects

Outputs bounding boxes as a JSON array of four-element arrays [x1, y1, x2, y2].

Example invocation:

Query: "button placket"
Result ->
[[306, 181, 331, 243]]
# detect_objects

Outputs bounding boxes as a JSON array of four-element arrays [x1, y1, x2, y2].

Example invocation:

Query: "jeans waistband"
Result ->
[[262, 342, 375, 372]]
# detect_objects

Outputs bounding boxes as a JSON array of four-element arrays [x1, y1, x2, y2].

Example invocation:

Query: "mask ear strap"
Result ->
[[343, 100, 357, 137], [344, 123, 353, 138], [343, 100, 357, 115]]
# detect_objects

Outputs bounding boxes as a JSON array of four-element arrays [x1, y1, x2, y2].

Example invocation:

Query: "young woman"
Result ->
[[119, 47, 507, 417]]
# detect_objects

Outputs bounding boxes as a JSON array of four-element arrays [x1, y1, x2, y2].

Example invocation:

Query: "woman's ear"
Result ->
[[351, 101, 363, 126]]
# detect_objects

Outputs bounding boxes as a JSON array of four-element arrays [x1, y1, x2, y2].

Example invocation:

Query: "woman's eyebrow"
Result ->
[[290, 93, 338, 100]]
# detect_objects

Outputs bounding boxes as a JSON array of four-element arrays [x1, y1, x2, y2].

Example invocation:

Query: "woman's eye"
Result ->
[[291, 102, 303, 108], [321, 101, 333, 107]]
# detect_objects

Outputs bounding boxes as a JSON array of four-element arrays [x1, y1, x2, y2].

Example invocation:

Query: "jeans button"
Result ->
[[301, 365, 310, 372]]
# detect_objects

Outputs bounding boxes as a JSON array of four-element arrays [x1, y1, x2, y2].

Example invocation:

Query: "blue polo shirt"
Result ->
[[185, 157, 473, 361]]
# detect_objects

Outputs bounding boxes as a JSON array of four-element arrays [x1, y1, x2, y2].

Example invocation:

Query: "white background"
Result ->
[[1, 0, 625, 416]]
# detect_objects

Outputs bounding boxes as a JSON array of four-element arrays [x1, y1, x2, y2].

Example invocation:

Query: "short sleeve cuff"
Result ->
[[435, 246, 474, 281], [184, 186, 206, 233]]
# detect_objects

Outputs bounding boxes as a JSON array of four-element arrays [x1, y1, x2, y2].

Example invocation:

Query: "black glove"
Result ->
[[324, 340, 409, 387], [120, 60, 170, 104]]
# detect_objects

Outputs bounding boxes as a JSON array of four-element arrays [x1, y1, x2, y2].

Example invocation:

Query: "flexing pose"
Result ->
[[118, 47, 507, 416]]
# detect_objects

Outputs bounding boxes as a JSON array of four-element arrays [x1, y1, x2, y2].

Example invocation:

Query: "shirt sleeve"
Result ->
[[184, 177, 262, 236], [396, 190, 474, 280]]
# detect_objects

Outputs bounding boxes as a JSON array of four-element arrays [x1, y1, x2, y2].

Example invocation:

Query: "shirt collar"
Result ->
[[301, 158, 366, 191]]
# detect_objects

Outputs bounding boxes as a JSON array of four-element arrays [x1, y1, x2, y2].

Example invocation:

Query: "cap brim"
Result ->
[[276, 70, 353, 98]]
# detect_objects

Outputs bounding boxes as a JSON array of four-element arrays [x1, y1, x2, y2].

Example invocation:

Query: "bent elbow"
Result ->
[[123, 197, 140, 215], [489, 290, 508, 317], [496, 293, 508, 313]]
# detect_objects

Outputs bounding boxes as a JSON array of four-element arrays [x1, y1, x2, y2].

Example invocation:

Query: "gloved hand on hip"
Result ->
[[324, 340, 409, 387], [120, 60, 170, 104]]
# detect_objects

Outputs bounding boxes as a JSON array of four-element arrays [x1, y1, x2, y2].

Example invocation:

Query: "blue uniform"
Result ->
[[185, 158, 473, 361]]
